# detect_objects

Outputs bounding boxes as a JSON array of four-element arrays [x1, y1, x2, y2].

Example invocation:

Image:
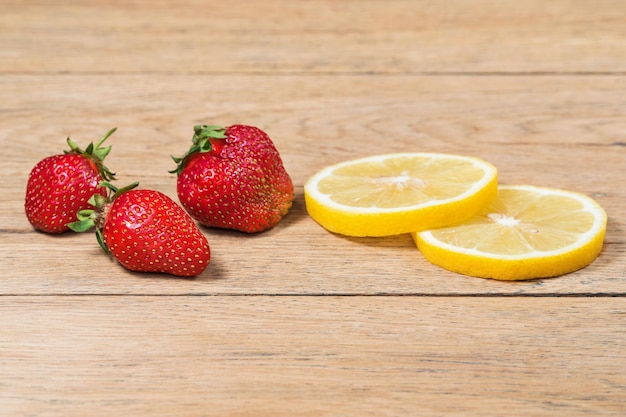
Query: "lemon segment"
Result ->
[[304, 153, 498, 237], [413, 185, 607, 280]]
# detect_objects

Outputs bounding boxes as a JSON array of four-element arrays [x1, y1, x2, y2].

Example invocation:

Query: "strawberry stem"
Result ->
[[65, 127, 118, 182], [169, 125, 227, 176], [67, 181, 140, 251], [94, 127, 117, 149], [110, 181, 139, 199]]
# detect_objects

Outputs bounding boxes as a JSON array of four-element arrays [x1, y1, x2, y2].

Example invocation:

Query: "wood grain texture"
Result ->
[[0, 0, 625, 74], [2, 297, 625, 416], [1, 1, 625, 415]]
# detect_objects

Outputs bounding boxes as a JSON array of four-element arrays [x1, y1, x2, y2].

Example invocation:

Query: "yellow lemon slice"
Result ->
[[413, 185, 607, 280], [304, 153, 498, 237]]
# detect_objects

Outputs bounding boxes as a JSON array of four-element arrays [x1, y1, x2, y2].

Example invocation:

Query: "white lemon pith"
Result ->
[[304, 153, 498, 237], [413, 185, 607, 280]]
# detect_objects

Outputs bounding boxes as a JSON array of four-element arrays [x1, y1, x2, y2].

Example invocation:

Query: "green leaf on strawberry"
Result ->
[[169, 125, 227, 175]]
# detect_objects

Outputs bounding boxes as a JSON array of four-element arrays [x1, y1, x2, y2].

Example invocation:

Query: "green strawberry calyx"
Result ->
[[67, 181, 139, 254], [66, 127, 118, 182], [169, 125, 227, 176]]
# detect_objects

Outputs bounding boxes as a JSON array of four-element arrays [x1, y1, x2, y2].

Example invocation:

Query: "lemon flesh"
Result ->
[[413, 185, 607, 280], [304, 153, 498, 237]]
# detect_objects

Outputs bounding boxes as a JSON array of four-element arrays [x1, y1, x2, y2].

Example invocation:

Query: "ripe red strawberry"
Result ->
[[25, 128, 117, 233], [69, 182, 210, 277], [171, 124, 294, 233]]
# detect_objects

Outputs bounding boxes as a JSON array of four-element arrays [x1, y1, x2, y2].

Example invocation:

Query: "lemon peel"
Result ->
[[304, 153, 498, 237], [413, 185, 607, 280]]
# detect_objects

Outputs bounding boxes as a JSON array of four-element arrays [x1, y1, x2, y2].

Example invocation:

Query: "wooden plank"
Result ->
[[0, 0, 625, 74], [1, 74, 624, 295], [1, 1, 625, 416], [1, 296, 624, 416]]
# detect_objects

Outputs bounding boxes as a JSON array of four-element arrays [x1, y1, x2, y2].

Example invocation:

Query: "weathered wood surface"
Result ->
[[1, 0, 625, 73], [2, 297, 625, 416], [1, 1, 625, 415]]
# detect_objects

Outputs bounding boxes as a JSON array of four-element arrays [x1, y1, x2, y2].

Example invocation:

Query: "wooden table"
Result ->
[[1, 1, 625, 415]]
